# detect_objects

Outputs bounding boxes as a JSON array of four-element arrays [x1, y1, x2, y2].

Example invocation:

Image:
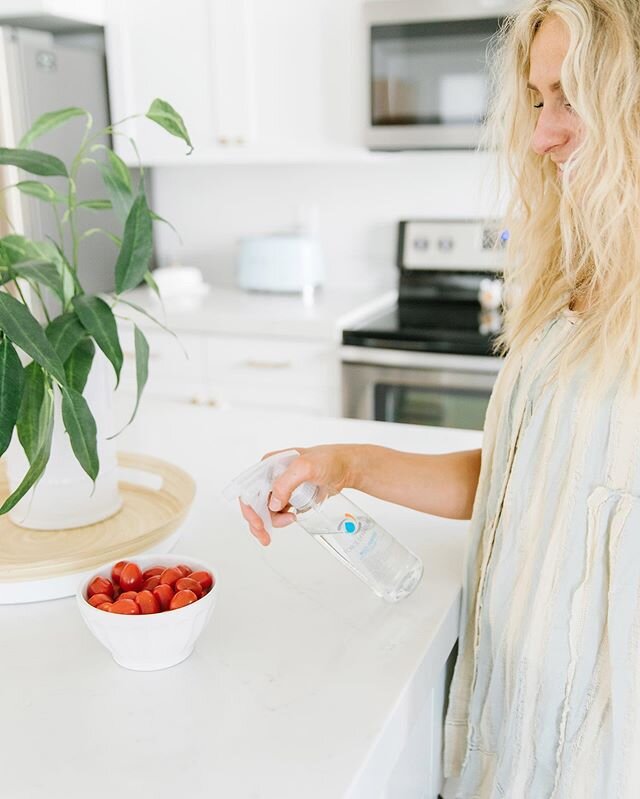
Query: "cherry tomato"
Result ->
[[110, 560, 128, 586], [88, 592, 112, 608], [190, 570, 214, 592], [159, 567, 182, 587], [143, 575, 161, 591], [97, 602, 113, 612], [142, 567, 163, 580], [135, 590, 160, 614], [176, 564, 192, 577], [169, 589, 198, 610], [110, 598, 140, 615], [175, 577, 203, 598], [119, 562, 144, 592], [88, 576, 114, 599], [153, 584, 174, 611], [118, 591, 138, 601]]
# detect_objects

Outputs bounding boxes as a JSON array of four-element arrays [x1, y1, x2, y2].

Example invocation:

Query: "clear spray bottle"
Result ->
[[224, 450, 423, 603]]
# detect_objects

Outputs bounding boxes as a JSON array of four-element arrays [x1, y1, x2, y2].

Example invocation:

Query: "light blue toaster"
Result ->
[[236, 233, 325, 293]]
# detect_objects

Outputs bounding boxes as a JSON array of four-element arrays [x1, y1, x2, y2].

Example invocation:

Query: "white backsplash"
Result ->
[[150, 151, 504, 291]]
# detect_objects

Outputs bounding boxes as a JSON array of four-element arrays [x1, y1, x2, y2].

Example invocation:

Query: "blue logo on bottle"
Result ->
[[338, 513, 360, 535]]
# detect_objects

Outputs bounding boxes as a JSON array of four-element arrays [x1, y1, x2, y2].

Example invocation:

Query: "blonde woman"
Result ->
[[240, 0, 640, 795]]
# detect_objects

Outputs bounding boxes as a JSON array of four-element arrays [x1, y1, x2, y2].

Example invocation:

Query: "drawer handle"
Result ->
[[124, 350, 159, 361], [242, 359, 292, 370]]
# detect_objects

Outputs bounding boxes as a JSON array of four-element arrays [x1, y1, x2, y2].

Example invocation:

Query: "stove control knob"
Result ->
[[438, 237, 454, 252], [413, 237, 429, 251]]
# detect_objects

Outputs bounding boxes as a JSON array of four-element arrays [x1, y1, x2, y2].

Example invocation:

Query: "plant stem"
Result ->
[[30, 283, 51, 324], [13, 279, 29, 308], [67, 114, 95, 275]]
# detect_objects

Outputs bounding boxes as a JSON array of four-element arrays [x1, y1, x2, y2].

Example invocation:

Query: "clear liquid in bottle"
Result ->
[[289, 484, 423, 602]]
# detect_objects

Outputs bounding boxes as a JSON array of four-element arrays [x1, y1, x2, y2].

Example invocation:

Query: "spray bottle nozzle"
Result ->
[[223, 450, 317, 533]]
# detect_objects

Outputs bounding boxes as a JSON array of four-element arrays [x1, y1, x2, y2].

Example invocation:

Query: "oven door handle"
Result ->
[[340, 345, 503, 374]]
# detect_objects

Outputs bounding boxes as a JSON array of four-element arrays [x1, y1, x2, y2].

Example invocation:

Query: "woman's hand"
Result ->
[[239, 444, 359, 546]]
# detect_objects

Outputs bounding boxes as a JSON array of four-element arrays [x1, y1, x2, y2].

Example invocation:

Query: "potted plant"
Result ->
[[0, 99, 192, 527]]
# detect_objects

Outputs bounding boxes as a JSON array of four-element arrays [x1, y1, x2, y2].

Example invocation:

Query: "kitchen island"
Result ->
[[0, 399, 481, 799]]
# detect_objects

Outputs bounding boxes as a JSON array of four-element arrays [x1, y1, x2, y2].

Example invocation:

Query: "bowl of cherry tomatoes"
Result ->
[[76, 554, 217, 671]]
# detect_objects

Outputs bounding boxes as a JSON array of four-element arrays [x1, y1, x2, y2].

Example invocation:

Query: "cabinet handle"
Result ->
[[124, 350, 159, 361], [242, 359, 292, 370]]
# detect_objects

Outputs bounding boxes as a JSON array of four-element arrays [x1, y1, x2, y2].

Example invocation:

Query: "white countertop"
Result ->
[[0, 400, 481, 798], [115, 284, 396, 341]]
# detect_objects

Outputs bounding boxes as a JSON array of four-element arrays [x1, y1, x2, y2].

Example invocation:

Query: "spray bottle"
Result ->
[[224, 450, 423, 602]]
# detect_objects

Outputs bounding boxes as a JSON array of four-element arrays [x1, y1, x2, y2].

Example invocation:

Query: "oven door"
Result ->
[[341, 347, 501, 430]]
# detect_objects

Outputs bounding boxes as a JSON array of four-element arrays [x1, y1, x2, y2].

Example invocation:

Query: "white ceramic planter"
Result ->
[[5, 352, 123, 530]]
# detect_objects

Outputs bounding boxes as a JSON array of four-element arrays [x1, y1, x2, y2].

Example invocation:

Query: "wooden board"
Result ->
[[0, 452, 196, 583]]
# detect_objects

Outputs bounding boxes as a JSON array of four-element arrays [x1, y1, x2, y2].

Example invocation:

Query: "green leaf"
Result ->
[[115, 191, 153, 294], [115, 297, 182, 345], [0, 293, 66, 385], [11, 259, 65, 303], [16, 362, 44, 462], [61, 385, 99, 482], [48, 239, 81, 302], [18, 107, 87, 149], [111, 325, 148, 439], [16, 181, 65, 204], [98, 150, 133, 223], [146, 98, 193, 154], [77, 227, 122, 247], [76, 199, 112, 211], [45, 312, 86, 362], [64, 337, 94, 394], [0, 382, 54, 515], [143, 270, 161, 299], [0, 148, 67, 177], [72, 295, 123, 386], [150, 209, 182, 243], [0, 234, 59, 265], [0, 337, 24, 458]]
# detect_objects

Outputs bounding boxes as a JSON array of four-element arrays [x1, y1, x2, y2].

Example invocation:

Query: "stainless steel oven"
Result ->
[[341, 219, 506, 430], [364, 0, 522, 150], [342, 348, 501, 429]]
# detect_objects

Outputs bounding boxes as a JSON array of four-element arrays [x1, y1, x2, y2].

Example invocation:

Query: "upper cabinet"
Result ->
[[104, 0, 367, 165], [105, 0, 255, 164], [0, 0, 104, 29]]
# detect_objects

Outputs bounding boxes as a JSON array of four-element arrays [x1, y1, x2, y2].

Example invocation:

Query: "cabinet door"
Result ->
[[208, 0, 254, 147], [118, 322, 208, 404], [249, 0, 364, 151], [104, 0, 253, 163]]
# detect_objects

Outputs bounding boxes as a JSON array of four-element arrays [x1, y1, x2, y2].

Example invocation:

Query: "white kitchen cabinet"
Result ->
[[117, 321, 341, 416], [104, 0, 365, 165], [118, 323, 208, 405], [205, 334, 341, 416], [104, 0, 254, 164], [0, 0, 104, 28]]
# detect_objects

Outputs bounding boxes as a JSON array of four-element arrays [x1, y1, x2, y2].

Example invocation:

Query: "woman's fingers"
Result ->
[[271, 510, 296, 528], [239, 499, 271, 546]]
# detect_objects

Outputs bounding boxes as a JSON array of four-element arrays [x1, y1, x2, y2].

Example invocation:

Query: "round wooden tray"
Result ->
[[0, 452, 196, 604]]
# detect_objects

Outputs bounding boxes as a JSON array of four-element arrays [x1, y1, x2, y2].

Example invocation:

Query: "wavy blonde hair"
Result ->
[[486, 0, 640, 391]]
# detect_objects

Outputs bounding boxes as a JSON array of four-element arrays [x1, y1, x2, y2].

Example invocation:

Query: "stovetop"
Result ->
[[341, 301, 501, 357]]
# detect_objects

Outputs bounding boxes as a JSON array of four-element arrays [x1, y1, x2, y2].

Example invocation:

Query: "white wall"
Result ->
[[151, 151, 503, 291]]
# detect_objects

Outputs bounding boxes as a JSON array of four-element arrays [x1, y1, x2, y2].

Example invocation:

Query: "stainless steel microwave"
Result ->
[[364, 0, 523, 150]]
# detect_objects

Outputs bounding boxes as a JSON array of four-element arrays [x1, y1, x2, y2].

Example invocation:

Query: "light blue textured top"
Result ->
[[443, 311, 640, 798]]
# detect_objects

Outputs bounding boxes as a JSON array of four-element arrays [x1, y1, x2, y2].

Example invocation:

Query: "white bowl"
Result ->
[[76, 554, 218, 671]]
